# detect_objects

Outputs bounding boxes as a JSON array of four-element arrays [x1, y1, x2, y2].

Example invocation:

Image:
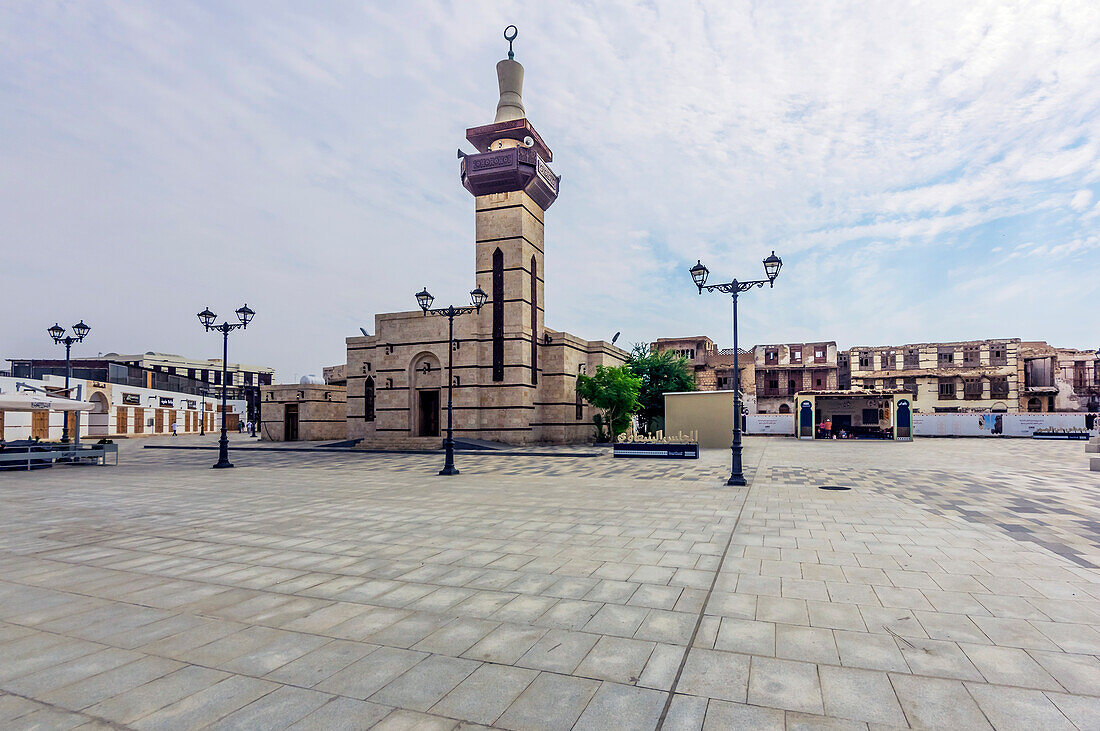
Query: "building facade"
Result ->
[[847, 339, 1020, 413], [0, 374, 245, 441], [753, 342, 839, 414], [260, 384, 347, 442], [344, 43, 626, 447], [651, 337, 757, 411]]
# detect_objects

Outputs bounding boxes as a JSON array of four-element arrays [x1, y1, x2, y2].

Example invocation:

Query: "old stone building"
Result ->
[[753, 342, 840, 414], [344, 41, 626, 447], [1056, 348, 1100, 412], [848, 339, 1020, 413], [1018, 343, 1100, 412], [651, 337, 756, 409]]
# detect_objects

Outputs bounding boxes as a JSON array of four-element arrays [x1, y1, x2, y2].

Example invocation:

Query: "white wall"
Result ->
[[912, 412, 1087, 437]]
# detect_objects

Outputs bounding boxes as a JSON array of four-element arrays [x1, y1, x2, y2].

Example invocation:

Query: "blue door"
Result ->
[[896, 399, 911, 439], [799, 400, 813, 438]]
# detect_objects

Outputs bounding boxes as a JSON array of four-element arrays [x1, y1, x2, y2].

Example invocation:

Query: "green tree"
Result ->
[[576, 365, 641, 443], [627, 344, 696, 434]]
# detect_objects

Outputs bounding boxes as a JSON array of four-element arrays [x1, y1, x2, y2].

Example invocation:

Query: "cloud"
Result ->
[[1, 0, 1098, 379]]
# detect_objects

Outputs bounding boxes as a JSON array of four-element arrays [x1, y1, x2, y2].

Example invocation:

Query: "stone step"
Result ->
[[1092, 457, 1100, 472], [357, 436, 443, 451]]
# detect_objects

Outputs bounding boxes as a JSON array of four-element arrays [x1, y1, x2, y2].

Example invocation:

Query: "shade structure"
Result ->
[[0, 393, 95, 412]]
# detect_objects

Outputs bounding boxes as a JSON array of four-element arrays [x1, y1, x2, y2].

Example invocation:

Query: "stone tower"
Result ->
[[460, 43, 560, 436], [343, 29, 626, 447]]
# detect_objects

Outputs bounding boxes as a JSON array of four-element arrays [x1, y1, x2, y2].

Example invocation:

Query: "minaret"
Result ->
[[460, 27, 559, 441]]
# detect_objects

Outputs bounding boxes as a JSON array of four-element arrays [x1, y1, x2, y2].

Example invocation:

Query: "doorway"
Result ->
[[32, 410, 50, 440], [284, 404, 299, 441], [418, 390, 440, 437], [799, 400, 813, 438]]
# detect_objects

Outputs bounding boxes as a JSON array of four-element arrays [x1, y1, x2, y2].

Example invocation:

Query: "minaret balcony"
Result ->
[[461, 147, 560, 210]]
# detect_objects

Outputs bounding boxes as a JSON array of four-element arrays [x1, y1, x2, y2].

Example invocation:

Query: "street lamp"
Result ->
[[197, 304, 254, 469], [690, 251, 782, 486], [417, 285, 488, 475], [48, 320, 91, 443]]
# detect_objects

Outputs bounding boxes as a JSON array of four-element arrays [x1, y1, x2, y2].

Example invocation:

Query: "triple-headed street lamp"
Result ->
[[197, 304, 255, 469], [691, 251, 782, 486], [416, 285, 488, 475], [48, 320, 91, 443]]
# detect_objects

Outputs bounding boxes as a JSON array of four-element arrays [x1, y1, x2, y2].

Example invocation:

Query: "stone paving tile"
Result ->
[[130, 674, 278, 730], [573, 681, 665, 730], [495, 672, 600, 731], [369, 655, 479, 712], [747, 656, 823, 715], [428, 664, 537, 726], [287, 697, 393, 730]]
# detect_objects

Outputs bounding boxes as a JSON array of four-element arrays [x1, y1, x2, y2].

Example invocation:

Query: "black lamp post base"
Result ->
[[726, 474, 747, 486], [212, 461, 235, 469], [439, 466, 460, 476]]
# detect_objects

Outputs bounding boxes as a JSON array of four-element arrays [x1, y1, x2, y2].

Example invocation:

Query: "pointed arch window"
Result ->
[[531, 255, 538, 385], [492, 248, 504, 381], [364, 376, 375, 422]]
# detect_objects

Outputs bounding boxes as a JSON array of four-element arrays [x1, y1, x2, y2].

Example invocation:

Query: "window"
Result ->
[[880, 351, 897, 370], [791, 347, 802, 363], [938, 378, 956, 398], [531, 256, 538, 385], [938, 349, 954, 366], [903, 377, 918, 396], [963, 377, 982, 399], [787, 378, 798, 395], [858, 350, 872, 370], [883, 378, 897, 389], [492, 248, 504, 381], [990, 344, 1007, 365], [814, 346, 826, 363], [963, 347, 980, 366], [765, 348, 779, 365], [862, 408, 879, 425], [904, 348, 920, 369], [244, 372, 253, 386], [990, 377, 1009, 398], [365, 377, 375, 421], [576, 365, 585, 420]]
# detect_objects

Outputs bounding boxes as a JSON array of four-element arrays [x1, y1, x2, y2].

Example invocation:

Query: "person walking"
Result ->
[[171, 419, 179, 437]]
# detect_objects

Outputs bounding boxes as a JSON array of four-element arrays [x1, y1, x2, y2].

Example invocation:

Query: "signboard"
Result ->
[[184, 400, 197, 409], [746, 414, 794, 435], [122, 393, 140, 405], [613, 442, 699, 459], [158, 397, 174, 407]]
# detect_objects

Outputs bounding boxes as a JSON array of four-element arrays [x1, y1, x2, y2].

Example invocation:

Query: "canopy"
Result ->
[[0, 393, 95, 412]]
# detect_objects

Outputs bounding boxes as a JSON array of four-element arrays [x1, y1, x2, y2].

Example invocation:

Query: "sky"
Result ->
[[2, 1, 1098, 381]]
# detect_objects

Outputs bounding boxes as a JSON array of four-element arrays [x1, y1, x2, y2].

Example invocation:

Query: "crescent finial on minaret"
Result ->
[[495, 26, 525, 122]]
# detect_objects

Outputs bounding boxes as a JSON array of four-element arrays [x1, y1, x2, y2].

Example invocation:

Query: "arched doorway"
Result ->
[[1027, 397, 1042, 412], [896, 399, 911, 439], [799, 400, 814, 439], [778, 403, 791, 414], [364, 376, 376, 422], [409, 352, 442, 437], [88, 392, 110, 437]]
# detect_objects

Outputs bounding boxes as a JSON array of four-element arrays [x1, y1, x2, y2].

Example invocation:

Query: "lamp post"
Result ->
[[48, 320, 91, 443], [199, 387, 206, 436], [690, 252, 782, 486], [416, 285, 488, 475], [197, 304, 255, 469]]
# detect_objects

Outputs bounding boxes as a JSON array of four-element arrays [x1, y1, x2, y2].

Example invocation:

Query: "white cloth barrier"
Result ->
[[912, 412, 1086, 437]]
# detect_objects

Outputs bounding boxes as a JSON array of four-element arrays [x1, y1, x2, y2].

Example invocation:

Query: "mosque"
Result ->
[[344, 30, 627, 447]]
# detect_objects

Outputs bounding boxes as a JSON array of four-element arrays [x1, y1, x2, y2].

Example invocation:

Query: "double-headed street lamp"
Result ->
[[691, 251, 782, 486], [48, 320, 91, 443], [416, 285, 488, 475], [197, 304, 255, 469]]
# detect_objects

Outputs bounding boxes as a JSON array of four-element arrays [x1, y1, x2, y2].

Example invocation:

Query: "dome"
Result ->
[[299, 374, 324, 385]]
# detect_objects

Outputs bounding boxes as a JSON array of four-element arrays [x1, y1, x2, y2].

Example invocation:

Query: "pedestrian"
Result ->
[[237, 418, 244, 434], [171, 420, 178, 437], [246, 420, 253, 435]]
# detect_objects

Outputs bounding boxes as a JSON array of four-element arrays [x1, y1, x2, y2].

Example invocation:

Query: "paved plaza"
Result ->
[[1, 437, 1099, 729]]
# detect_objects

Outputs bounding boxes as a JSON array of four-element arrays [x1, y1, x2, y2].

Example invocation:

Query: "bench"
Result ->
[[0, 443, 118, 471]]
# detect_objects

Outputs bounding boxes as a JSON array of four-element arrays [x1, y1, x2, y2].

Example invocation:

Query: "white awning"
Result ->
[[0, 393, 95, 412]]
